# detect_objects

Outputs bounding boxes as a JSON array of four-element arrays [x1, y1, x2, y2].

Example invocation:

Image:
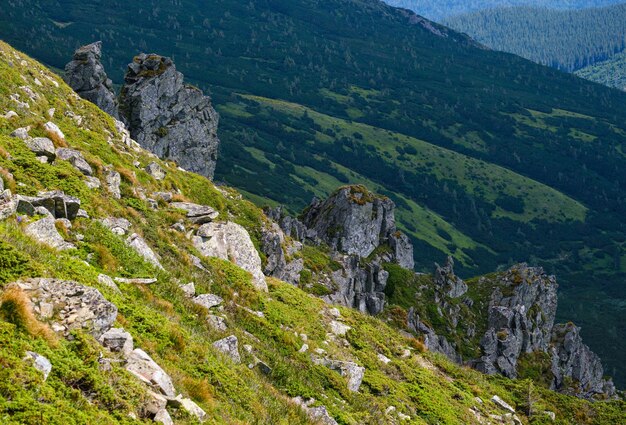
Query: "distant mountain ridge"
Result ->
[[442, 3, 626, 72], [384, 0, 626, 20]]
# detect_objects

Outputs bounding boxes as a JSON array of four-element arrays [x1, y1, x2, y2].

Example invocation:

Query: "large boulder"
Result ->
[[56, 148, 93, 176], [64, 42, 119, 118], [171, 202, 219, 224], [15, 278, 117, 338], [212, 335, 241, 363], [25, 137, 56, 161], [17, 190, 80, 220], [434, 257, 467, 299], [126, 233, 164, 270], [119, 53, 220, 179], [192, 221, 267, 291], [260, 222, 303, 285]]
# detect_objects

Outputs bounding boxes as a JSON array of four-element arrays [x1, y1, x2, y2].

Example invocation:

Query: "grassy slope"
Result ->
[[0, 41, 625, 424]]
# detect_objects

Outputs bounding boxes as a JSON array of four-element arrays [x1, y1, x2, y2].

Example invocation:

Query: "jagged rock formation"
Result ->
[[118, 53, 220, 179], [261, 222, 304, 285], [265, 185, 415, 315], [407, 261, 616, 399], [64, 42, 118, 118]]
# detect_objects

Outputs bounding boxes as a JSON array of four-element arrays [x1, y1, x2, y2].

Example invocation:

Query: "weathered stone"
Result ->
[[377, 353, 391, 364], [100, 217, 132, 235], [0, 189, 16, 220], [3, 110, 18, 120], [153, 409, 173, 425], [126, 233, 164, 270], [10, 127, 30, 140], [145, 390, 168, 415], [193, 293, 223, 309], [434, 257, 467, 298], [212, 335, 240, 363], [145, 161, 165, 180], [114, 277, 158, 285], [105, 166, 121, 199], [25, 216, 75, 250], [407, 307, 461, 362], [491, 395, 515, 413], [119, 53, 220, 179], [43, 122, 65, 143], [260, 222, 303, 285], [56, 148, 93, 176], [17, 190, 80, 220], [16, 278, 117, 338], [25, 137, 56, 160], [85, 176, 101, 189], [24, 351, 52, 381], [550, 323, 616, 399], [98, 274, 121, 293], [315, 358, 364, 392], [99, 328, 134, 357], [125, 349, 176, 397], [193, 221, 267, 291], [179, 282, 195, 297], [171, 202, 219, 224], [292, 397, 338, 425], [64, 42, 119, 118], [208, 314, 228, 331], [180, 398, 207, 422], [329, 320, 351, 337]]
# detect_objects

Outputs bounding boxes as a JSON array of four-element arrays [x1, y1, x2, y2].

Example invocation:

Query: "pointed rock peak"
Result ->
[[64, 41, 118, 118], [119, 52, 220, 180], [434, 256, 467, 298]]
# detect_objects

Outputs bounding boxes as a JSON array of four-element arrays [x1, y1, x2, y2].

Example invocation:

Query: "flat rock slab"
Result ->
[[192, 293, 223, 309], [171, 202, 218, 224], [56, 148, 93, 176], [25, 216, 75, 250], [126, 233, 164, 270]]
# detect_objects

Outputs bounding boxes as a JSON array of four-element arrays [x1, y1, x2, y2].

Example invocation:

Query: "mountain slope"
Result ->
[[1, 40, 624, 424], [2, 0, 626, 386], [576, 50, 626, 91], [442, 4, 626, 71], [382, 0, 626, 20]]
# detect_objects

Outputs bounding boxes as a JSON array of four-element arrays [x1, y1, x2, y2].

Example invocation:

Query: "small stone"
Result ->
[[25, 216, 75, 250], [114, 277, 157, 285], [298, 344, 309, 353], [212, 335, 240, 363], [193, 293, 223, 309], [179, 282, 195, 297], [125, 349, 176, 397], [99, 328, 134, 357], [377, 353, 391, 364], [207, 314, 228, 331], [43, 122, 65, 142], [543, 411, 556, 421], [100, 217, 131, 235], [47, 107, 55, 118], [145, 161, 166, 180], [126, 233, 163, 270], [180, 398, 207, 422], [3, 111, 18, 120], [56, 148, 93, 176], [24, 351, 52, 381], [105, 166, 121, 199], [10, 127, 30, 140], [328, 308, 341, 319], [145, 391, 168, 415], [491, 395, 515, 413], [98, 274, 121, 293], [153, 408, 174, 425], [329, 320, 351, 336], [77, 209, 90, 219]]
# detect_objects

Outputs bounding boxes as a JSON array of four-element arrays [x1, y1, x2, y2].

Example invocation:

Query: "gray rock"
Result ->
[[145, 161, 165, 180], [145, 390, 168, 415], [491, 395, 515, 413], [25, 137, 56, 160], [99, 328, 134, 357], [212, 335, 240, 363], [16, 190, 80, 220], [64, 42, 119, 118], [25, 216, 75, 250], [126, 233, 164, 270], [207, 314, 228, 331], [320, 359, 364, 392], [10, 127, 30, 140], [434, 257, 467, 298], [24, 351, 52, 381], [407, 307, 461, 362], [56, 148, 93, 176], [97, 274, 121, 294], [179, 282, 195, 297], [114, 277, 157, 285], [329, 320, 351, 336], [260, 222, 303, 285], [193, 293, 223, 309], [0, 189, 16, 220], [153, 409, 173, 425], [105, 166, 121, 199], [292, 397, 338, 425], [180, 398, 207, 422], [100, 217, 132, 235], [193, 221, 267, 291], [3, 110, 18, 120], [16, 278, 117, 338], [125, 348, 176, 397], [171, 202, 219, 224], [43, 122, 65, 143], [119, 53, 220, 179], [85, 176, 101, 189], [550, 323, 616, 399]]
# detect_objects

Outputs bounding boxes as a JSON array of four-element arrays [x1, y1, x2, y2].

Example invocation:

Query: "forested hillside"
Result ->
[[2, 0, 626, 386], [576, 51, 626, 90], [442, 4, 626, 71], [383, 0, 625, 20]]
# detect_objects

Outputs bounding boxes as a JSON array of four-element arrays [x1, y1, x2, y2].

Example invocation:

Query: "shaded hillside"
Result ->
[[383, 0, 625, 20], [2, 0, 626, 385], [443, 4, 626, 71], [576, 51, 626, 91]]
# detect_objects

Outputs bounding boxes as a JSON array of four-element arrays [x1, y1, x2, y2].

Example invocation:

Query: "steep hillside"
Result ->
[[0, 40, 625, 425], [2, 0, 626, 386], [383, 0, 625, 20], [443, 4, 626, 71]]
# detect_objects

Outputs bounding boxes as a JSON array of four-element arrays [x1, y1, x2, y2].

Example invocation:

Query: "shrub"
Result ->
[[0, 286, 57, 346]]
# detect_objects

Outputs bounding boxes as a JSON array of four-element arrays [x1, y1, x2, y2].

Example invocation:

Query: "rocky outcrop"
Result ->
[[56, 148, 93, 176], [313, 357, 365, 392], [550, 323, 616, 398], [126, 348, 176, 397], [265, 186, 415, 315], [17, 190, 80, 220], [171, 202, 219, 224], [407, 307, 461, 362], [126, 233, 164, 270], [118, 53, 219, 179], [192, 221, 267, 291], [260, 222, 303, 285], [434, 257, 467, 298], [474, 265, 558, 379], [15, 278, 117, 338], [212, 335, 241, 363], [64, 42, 118, 118]]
